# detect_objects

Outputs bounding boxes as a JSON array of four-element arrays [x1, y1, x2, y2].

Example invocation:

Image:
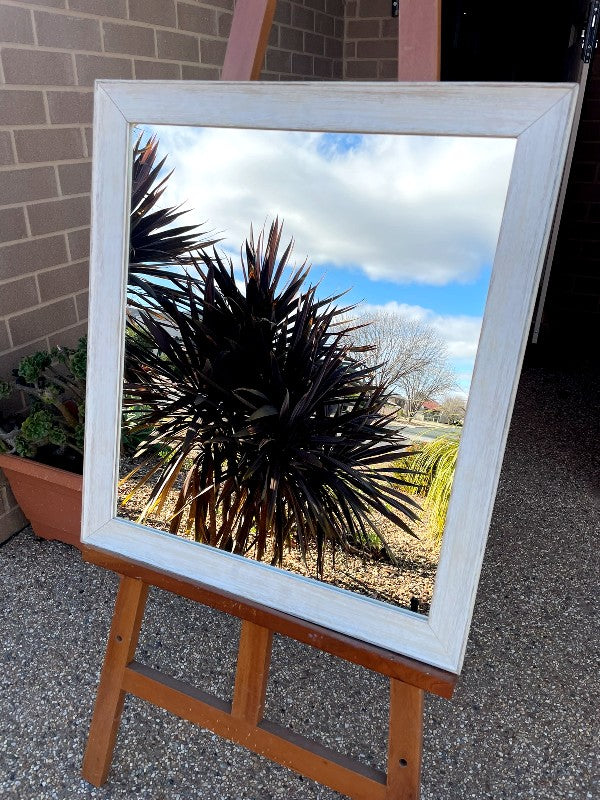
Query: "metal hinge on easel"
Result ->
[[582, 0, 600, 62]]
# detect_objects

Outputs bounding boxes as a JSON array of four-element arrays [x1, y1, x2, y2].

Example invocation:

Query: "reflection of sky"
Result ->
[[133, 124, 515, 395]]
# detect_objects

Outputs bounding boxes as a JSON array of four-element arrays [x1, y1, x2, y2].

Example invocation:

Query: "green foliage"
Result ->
[[123, 219, 420, 575], [1, 338, 88, 468], [396, 437, 459, 544]]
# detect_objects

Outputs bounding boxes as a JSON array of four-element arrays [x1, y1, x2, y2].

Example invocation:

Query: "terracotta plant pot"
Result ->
[[0, 453, 82, 548]]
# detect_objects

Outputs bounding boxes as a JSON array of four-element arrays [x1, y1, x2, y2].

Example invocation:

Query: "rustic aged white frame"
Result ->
[[82, 81, 576, 673]]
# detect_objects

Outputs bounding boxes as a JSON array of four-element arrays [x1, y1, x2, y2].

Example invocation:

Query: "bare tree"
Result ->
[[350, 308, 457, 418], [440, 394, 466, 424]]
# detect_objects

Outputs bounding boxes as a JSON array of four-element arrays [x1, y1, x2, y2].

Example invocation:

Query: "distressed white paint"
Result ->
[[82, 81, 577, 673]]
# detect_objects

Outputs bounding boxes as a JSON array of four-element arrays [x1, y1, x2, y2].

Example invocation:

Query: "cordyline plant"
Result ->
[[122, 219, 420, 575], [128, 132, 218, 305]]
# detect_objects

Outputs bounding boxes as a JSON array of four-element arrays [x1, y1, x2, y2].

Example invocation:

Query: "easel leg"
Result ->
[[385, 679, 424, 800], [231, 620, 273, 725], [82, 576, 149, 786]]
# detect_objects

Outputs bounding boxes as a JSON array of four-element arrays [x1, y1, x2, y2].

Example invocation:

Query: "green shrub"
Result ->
[[396, 437, 459, 544]]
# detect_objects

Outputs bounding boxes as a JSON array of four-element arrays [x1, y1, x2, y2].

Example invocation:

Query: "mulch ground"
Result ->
[[118, 456, 440, 614]]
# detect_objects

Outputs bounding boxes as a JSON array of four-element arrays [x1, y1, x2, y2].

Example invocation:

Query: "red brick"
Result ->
[[157, 30, 199, 62], [103, 22, 156, 58], [75, 290, 88, 320], [266, 49, 292, 74], [67, 228, 90, 261], [315, 12, 335, 37], [304, 32, 325, 56], [346, 19, 379, 38], [129, 0, 176, 28], [379, 59, 398, 80], [0, 276, 38, 316], [274, 0, 292, 24], [35, 10, 101, 50], [9, 297, 77, 346], [280, 25, 303, 51], [0, 5, 35, 44], [345, 0, 358, 16], [345, 59, 378, 79], [69, 0, 127, 16], [27, 196, 90, 237], [75, 54, 133, 86], [134, 60, 181, 80], [0, 132, 15, 166], [291, 5, 315, 31], [177, 2, 217, 35], [2, 49, 75, 86], [357, 38, 398, 59], [180, 64, 219, 79], [0, 234, 68, 281], [47, 90, 94, 124], [314, 56, 333, 78], [200, 38, 226, 66], [0, 208, 28, 245], [0, 90, 46, 126], [326, 0, 343, 14], [357, 0, 389, 16], [0, 321, 9, 353], [0, 166, 58, 206], [58, 161, 92, 195], [344, 40, 356, 59], [14, 128, 85, 163], [217, 11, 232, 38], [381, 17, 399, 38], [38, 260, 89, 302], [16, 0, 65, 7], [48, 320, 87, 347], [325, 36, 342, 59], [304, 0, 326, 10], [291, 52, 313, 75]]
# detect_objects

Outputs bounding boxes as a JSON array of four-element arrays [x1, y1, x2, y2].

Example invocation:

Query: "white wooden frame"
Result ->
[[82, 81, 576, 673]]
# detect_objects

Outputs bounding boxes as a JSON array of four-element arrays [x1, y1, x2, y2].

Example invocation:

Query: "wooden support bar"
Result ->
[[82, 546, 457, 699], [385, 679, 424, 800], [397, 0, 441, 81], [232, 620, 273, 725], [81, 576, 149, 786], [221, 0, 277, 81], [123, 661, 388, 800]]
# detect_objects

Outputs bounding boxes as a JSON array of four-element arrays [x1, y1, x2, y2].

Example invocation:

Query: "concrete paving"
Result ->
[[0, 365, 598, 799]]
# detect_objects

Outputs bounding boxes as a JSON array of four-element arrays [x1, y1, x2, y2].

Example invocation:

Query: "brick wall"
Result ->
[[0, 0, 345, 539], [537, 60, 600, 361], [344, 0, 397, 80]]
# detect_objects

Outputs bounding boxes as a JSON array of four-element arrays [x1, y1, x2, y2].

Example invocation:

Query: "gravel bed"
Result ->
[[0, 366, 598, 799], [117, 458, 440, 614]]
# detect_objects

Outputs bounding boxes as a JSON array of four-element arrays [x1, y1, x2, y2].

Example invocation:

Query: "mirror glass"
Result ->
[[117, 124, 515, 616]]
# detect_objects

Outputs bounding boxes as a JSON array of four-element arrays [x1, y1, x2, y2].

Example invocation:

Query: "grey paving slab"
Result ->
[[0, 366, 598, 799]]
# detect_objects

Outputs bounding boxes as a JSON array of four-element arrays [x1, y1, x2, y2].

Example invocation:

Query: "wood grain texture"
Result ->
[[231, 621, 273, 724], [81, 545, 456, 698], [81, 576, 148, 786], [221, 0, 276, 81], [397, 0, 441, 81], [122, 661, 388, 800], [83, 81, 577, 673], [386, 680, 423, 799]]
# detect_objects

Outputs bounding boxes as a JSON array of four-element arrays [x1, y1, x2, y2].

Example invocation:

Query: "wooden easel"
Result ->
[[82, 3, 454, 798]]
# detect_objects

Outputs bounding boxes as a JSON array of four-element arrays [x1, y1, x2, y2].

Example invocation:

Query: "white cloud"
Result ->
[[147, 126, 515, 287], [360, 300, 482, 361]]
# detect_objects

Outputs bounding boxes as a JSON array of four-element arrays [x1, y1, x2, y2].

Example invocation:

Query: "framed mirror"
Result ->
[[83, 81, 576, 673]]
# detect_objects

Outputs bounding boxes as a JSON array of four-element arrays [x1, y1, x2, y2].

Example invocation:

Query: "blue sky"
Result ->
[[134, 124, 515, 395]]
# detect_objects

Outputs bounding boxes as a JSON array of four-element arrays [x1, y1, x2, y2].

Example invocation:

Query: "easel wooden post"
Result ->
[[82, 3, 454, 798]]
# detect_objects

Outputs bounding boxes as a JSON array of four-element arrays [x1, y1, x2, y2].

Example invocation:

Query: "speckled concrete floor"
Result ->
[[0, 366, 598, 799]]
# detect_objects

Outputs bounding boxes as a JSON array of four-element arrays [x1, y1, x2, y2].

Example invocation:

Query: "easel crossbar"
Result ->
[[124, 661, 388, 800]]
